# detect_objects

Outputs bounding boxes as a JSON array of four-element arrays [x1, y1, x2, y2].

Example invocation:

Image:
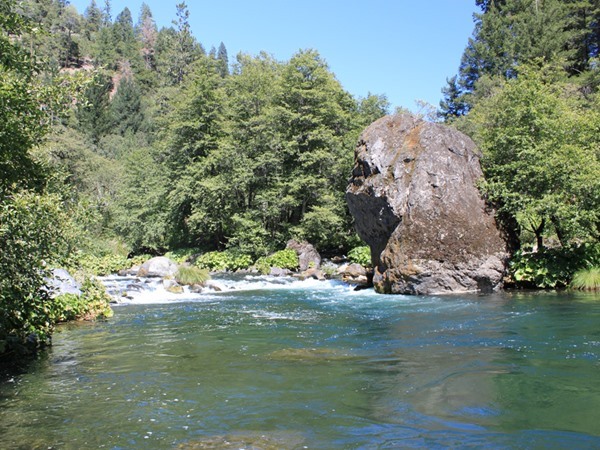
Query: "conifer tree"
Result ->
[[109, 76, 144, 136], [83, 0, 103, 38], [441, 0, 581, 119], [217, 42, 229, 77], [103, 0, 111, 25], [137, 3, 157, 70]]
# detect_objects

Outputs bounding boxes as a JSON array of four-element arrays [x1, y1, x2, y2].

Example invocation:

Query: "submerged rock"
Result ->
[[269, 267, 292, 277], [178, 431, 305, 449], [346, 114, 509, 295], [163, 278, 183, 294], [268, 347, 358, 362]]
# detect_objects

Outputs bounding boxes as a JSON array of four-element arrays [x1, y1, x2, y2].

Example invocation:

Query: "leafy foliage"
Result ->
[[194, 250, 253, 272], [163, 248, 201, 264], [467, 64, 600, 249], [74, 253, 150, 276], [52, 277, 113, 322], [348, 246, 372, 267], [0, 192, 70, 354], [510, 244, 600, 289], [255, 249, 299, 275]]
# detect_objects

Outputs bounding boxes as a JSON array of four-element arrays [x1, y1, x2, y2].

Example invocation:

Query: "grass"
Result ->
[[570, 267, 600, 291], [175, 265, 210, 286]]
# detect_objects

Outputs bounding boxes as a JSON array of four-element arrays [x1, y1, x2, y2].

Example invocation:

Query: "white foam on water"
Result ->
[[99, 273, 372, 306]]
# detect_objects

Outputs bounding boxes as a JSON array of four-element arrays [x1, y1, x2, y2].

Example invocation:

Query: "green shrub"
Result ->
[[73, 253, 151, 276], [52, 277, 113, 322], [510, 243, 600, 289], [348, 246, 371, 267], [255, 249, 299, 275], [164, 248, 201, 264], [175, 266, 210, 286], [0, 192, 70, 355], [571, 267, 600, 291], [194, 250, 253, 272], [75, 253, 128, 276]]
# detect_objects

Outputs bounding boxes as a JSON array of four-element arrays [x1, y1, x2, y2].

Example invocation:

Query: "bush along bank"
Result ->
[[508, 243, 600, 290], [0, 271, 113, 359]]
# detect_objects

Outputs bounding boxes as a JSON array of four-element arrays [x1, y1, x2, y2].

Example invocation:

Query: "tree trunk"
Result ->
[[534, 218, 545, 252], [551, 215, 567, 247]]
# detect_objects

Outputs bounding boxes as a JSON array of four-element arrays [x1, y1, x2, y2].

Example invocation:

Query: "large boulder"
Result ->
[[286, 240, 321, 271], [346, 114, 509, 295], [137, 256, 178, 278], [46, 268, 81, 297]]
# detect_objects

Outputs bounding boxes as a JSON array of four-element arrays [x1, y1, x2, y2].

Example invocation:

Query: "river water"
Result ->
[[1, 275, 600, 449]]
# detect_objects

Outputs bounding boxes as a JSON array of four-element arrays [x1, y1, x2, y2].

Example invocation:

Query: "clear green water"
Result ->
[[1, 280, 600, 449]]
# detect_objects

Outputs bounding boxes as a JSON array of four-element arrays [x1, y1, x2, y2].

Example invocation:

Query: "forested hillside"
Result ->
[[12, 0, 389, 259]]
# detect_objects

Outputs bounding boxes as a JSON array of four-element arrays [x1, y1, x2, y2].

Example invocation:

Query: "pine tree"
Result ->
[[76, 73, 113, 144], [113, 7, 137, 63], [103, 0, 111, 25], [441, 0, 578, 119], [169, 2, 204, 84], [84, 0, 103, 37], [109, 76, 144, 136], [217, 42, 229, 77], [137, 3, 157, 70]]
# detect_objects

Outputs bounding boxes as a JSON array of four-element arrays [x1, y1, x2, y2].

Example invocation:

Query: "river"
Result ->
[[1, 275, 599, 449]]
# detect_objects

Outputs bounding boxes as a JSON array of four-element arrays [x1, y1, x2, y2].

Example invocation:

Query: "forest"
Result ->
[[1, 0, 599, 357]]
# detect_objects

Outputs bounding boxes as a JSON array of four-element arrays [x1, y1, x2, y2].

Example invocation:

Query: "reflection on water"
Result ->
[[1, 279, 599, 449]]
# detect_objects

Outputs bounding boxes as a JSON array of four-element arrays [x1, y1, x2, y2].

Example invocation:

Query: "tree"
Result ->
[[75, 72, 113, 144], [1, 1, 51, 193], [441, 0, 580, 119], [0, 0, 84, 355], [272, 50, 357, 250], [356, 92, 390, 128], [113, 7, 139, 64], [102, 0, 111, 25], [157, 56, 225, 247], [137, 3, 157, 70], [84, 0, 103, 37], [215, 52, 283, 255], [216, 41, 229, 77], [108, 76, 144, 136], [168, 2, 204, 84], [439, 75, 469, 121], [467, 64, 600, 248]]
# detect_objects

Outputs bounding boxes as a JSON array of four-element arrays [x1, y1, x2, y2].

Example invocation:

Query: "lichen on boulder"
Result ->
[[346, 114, 509, 295]]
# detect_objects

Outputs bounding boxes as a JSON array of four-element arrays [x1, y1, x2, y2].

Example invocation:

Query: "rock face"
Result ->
[[286, 240, 321, 271], [46, 269, 81, 297], [137, 256, 178, 278], [346, 114, 509, 295]]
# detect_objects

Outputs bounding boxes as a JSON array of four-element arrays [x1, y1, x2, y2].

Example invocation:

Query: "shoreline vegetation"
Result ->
[[2, 0, 599, 361]]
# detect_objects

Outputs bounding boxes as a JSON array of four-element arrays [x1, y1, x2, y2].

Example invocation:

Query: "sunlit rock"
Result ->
[[137, 256, 178, 278], [346, 114, 509, 295]]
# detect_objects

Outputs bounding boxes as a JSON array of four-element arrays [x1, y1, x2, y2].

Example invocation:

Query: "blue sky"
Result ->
[[68, 1, 479, 112]]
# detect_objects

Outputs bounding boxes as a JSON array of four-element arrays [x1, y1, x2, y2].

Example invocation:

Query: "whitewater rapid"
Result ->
[[99, 273, 373, 305]]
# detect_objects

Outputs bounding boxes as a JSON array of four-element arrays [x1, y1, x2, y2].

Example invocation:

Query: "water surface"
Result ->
[[1, 277, 599, 449]]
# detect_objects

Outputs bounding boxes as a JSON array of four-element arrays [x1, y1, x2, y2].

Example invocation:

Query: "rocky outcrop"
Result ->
[[346, 114, 509, 295], [137, 256, 178, 278], [286, 240, 321, 271], [46, 269, 81, 297]]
